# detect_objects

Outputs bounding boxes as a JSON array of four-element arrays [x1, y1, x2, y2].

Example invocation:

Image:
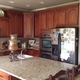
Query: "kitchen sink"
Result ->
[[17, 54, 33, 59]]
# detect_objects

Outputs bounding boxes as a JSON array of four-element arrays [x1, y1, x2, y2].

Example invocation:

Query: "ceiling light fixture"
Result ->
[[26, 5, 30, 7], [39, 1, 44, 4], [9, 0, 14, 3]]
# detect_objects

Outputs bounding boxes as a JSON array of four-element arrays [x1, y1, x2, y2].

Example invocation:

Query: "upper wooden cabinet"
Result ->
[[34, 12, 40, 37], [54, 9, 66, 27], [66, 5, 79, 26], [0, 17, 10, 37], [39, 12, 46, 30], [39, 11, 54, 30], [23, 12, 34, 38], [54, 4, 79, 27], [46, 11, 54, 29], [6, 10, 23, 37]]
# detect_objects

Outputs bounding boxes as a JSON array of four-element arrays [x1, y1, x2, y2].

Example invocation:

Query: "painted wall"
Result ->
[[78, 3, 80, 64]]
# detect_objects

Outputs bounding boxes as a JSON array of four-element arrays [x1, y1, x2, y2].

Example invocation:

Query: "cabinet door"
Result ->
[[0, 52, 4, 56], [6, 10, 23, 37], [27, 49, 33, 56], [9, 13, 16, 34], [0, 70, 10, 80], [66, 5, 78, 26], [15, 14, 23, 37], [32, 50, 40, 57], [39, 12, 46, 30], [0, 18, 10, 37], [23, 13, 34, 38], [46, 11, 54, 29], [34, 12, 40, 37], [55, 9, 66, 27]]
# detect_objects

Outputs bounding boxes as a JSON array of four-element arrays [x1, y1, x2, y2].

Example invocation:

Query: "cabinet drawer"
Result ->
[[0, 71, 10, 80]]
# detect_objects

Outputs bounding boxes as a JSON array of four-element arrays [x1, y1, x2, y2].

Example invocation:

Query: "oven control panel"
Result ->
[[41, 33, 51, 38]]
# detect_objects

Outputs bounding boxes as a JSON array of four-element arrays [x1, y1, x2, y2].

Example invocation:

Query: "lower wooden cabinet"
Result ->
[[27, 49, 40, 57], [0, 52, 4, 56], [0, 70, 20, 80], [11, 76, 20, 80], [0, 70, 10, 80]]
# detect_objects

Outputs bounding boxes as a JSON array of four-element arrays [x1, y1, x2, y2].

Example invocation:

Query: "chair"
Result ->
[[48, 69, 70, 80], [72, 65, 80, 80]]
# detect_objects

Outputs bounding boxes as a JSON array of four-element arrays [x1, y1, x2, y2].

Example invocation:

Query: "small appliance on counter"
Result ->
[[28, 39, 36, 47]]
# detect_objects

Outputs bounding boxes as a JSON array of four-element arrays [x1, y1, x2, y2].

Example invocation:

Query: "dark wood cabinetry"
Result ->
[[38, 11, 54, 35], [66, 5, 78, 26], [54, 4, 78, 27], [39, 12, 46, 30], [6, 10, 23, 37], [39, 11, 54, 30], [0, 70, 10, 80], [0, 17, 9, 37], [54, 9, 66, 27], [37, 4, 78, 31], [0, 70, 20, 80], [27, 49, 40, 57], [23, 12, 34, 38], [46, 11, 54, 29], [34, 12, 40, 37]]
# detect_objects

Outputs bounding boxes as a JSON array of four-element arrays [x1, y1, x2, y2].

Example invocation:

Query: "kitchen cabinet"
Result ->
[[0, 52, 4, 56], [27, 49, 40, 57], [39, 11, 54, 30], [0, 70, 10, 80], [0, 70, 20, 80], [54, 4, 78, 27], [6, 10, 23, 37], [54, 9, 66, 27], [0, 17, 10, 37], [38, 4, 78, 29], [46, 11, 54, 29], [66, 4, 78, 26], [34, 12, 40, 37], [39, 11, 54, 34], [39, 12, 46, 30], [23, 12, 34, 38], [4, 51, 10, 55], [32, 49, 40, 57]]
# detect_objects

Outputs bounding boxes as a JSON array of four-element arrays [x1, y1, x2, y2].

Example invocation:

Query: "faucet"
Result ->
[[20, 49, 27, 57]]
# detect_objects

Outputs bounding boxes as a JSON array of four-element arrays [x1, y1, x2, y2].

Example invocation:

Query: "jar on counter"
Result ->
[[8, 34, 18, 51]]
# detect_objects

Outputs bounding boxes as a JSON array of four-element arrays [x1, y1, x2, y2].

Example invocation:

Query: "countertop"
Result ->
[[0, 55, 75, 80], [0, 47, 39, 52]]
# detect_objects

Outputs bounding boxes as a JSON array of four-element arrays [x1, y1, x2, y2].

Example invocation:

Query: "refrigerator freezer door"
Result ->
[[60, 28, 75, 62]]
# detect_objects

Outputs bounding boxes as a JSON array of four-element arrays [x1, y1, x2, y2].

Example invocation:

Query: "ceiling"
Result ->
[[0, 0, 79, 11]]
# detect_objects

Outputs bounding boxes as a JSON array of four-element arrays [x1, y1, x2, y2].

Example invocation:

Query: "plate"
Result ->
[[17, 54, 33, 59]]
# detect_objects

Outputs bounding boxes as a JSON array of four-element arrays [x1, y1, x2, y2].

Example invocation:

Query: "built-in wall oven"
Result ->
[[40, 33, 52, 59]]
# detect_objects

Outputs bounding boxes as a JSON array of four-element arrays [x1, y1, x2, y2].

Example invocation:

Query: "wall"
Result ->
[[78, 3, 80, 64]]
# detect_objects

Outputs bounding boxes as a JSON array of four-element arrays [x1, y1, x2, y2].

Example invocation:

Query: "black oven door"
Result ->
[[40, 51, 52, 59], [40, 37, 52, 52]]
